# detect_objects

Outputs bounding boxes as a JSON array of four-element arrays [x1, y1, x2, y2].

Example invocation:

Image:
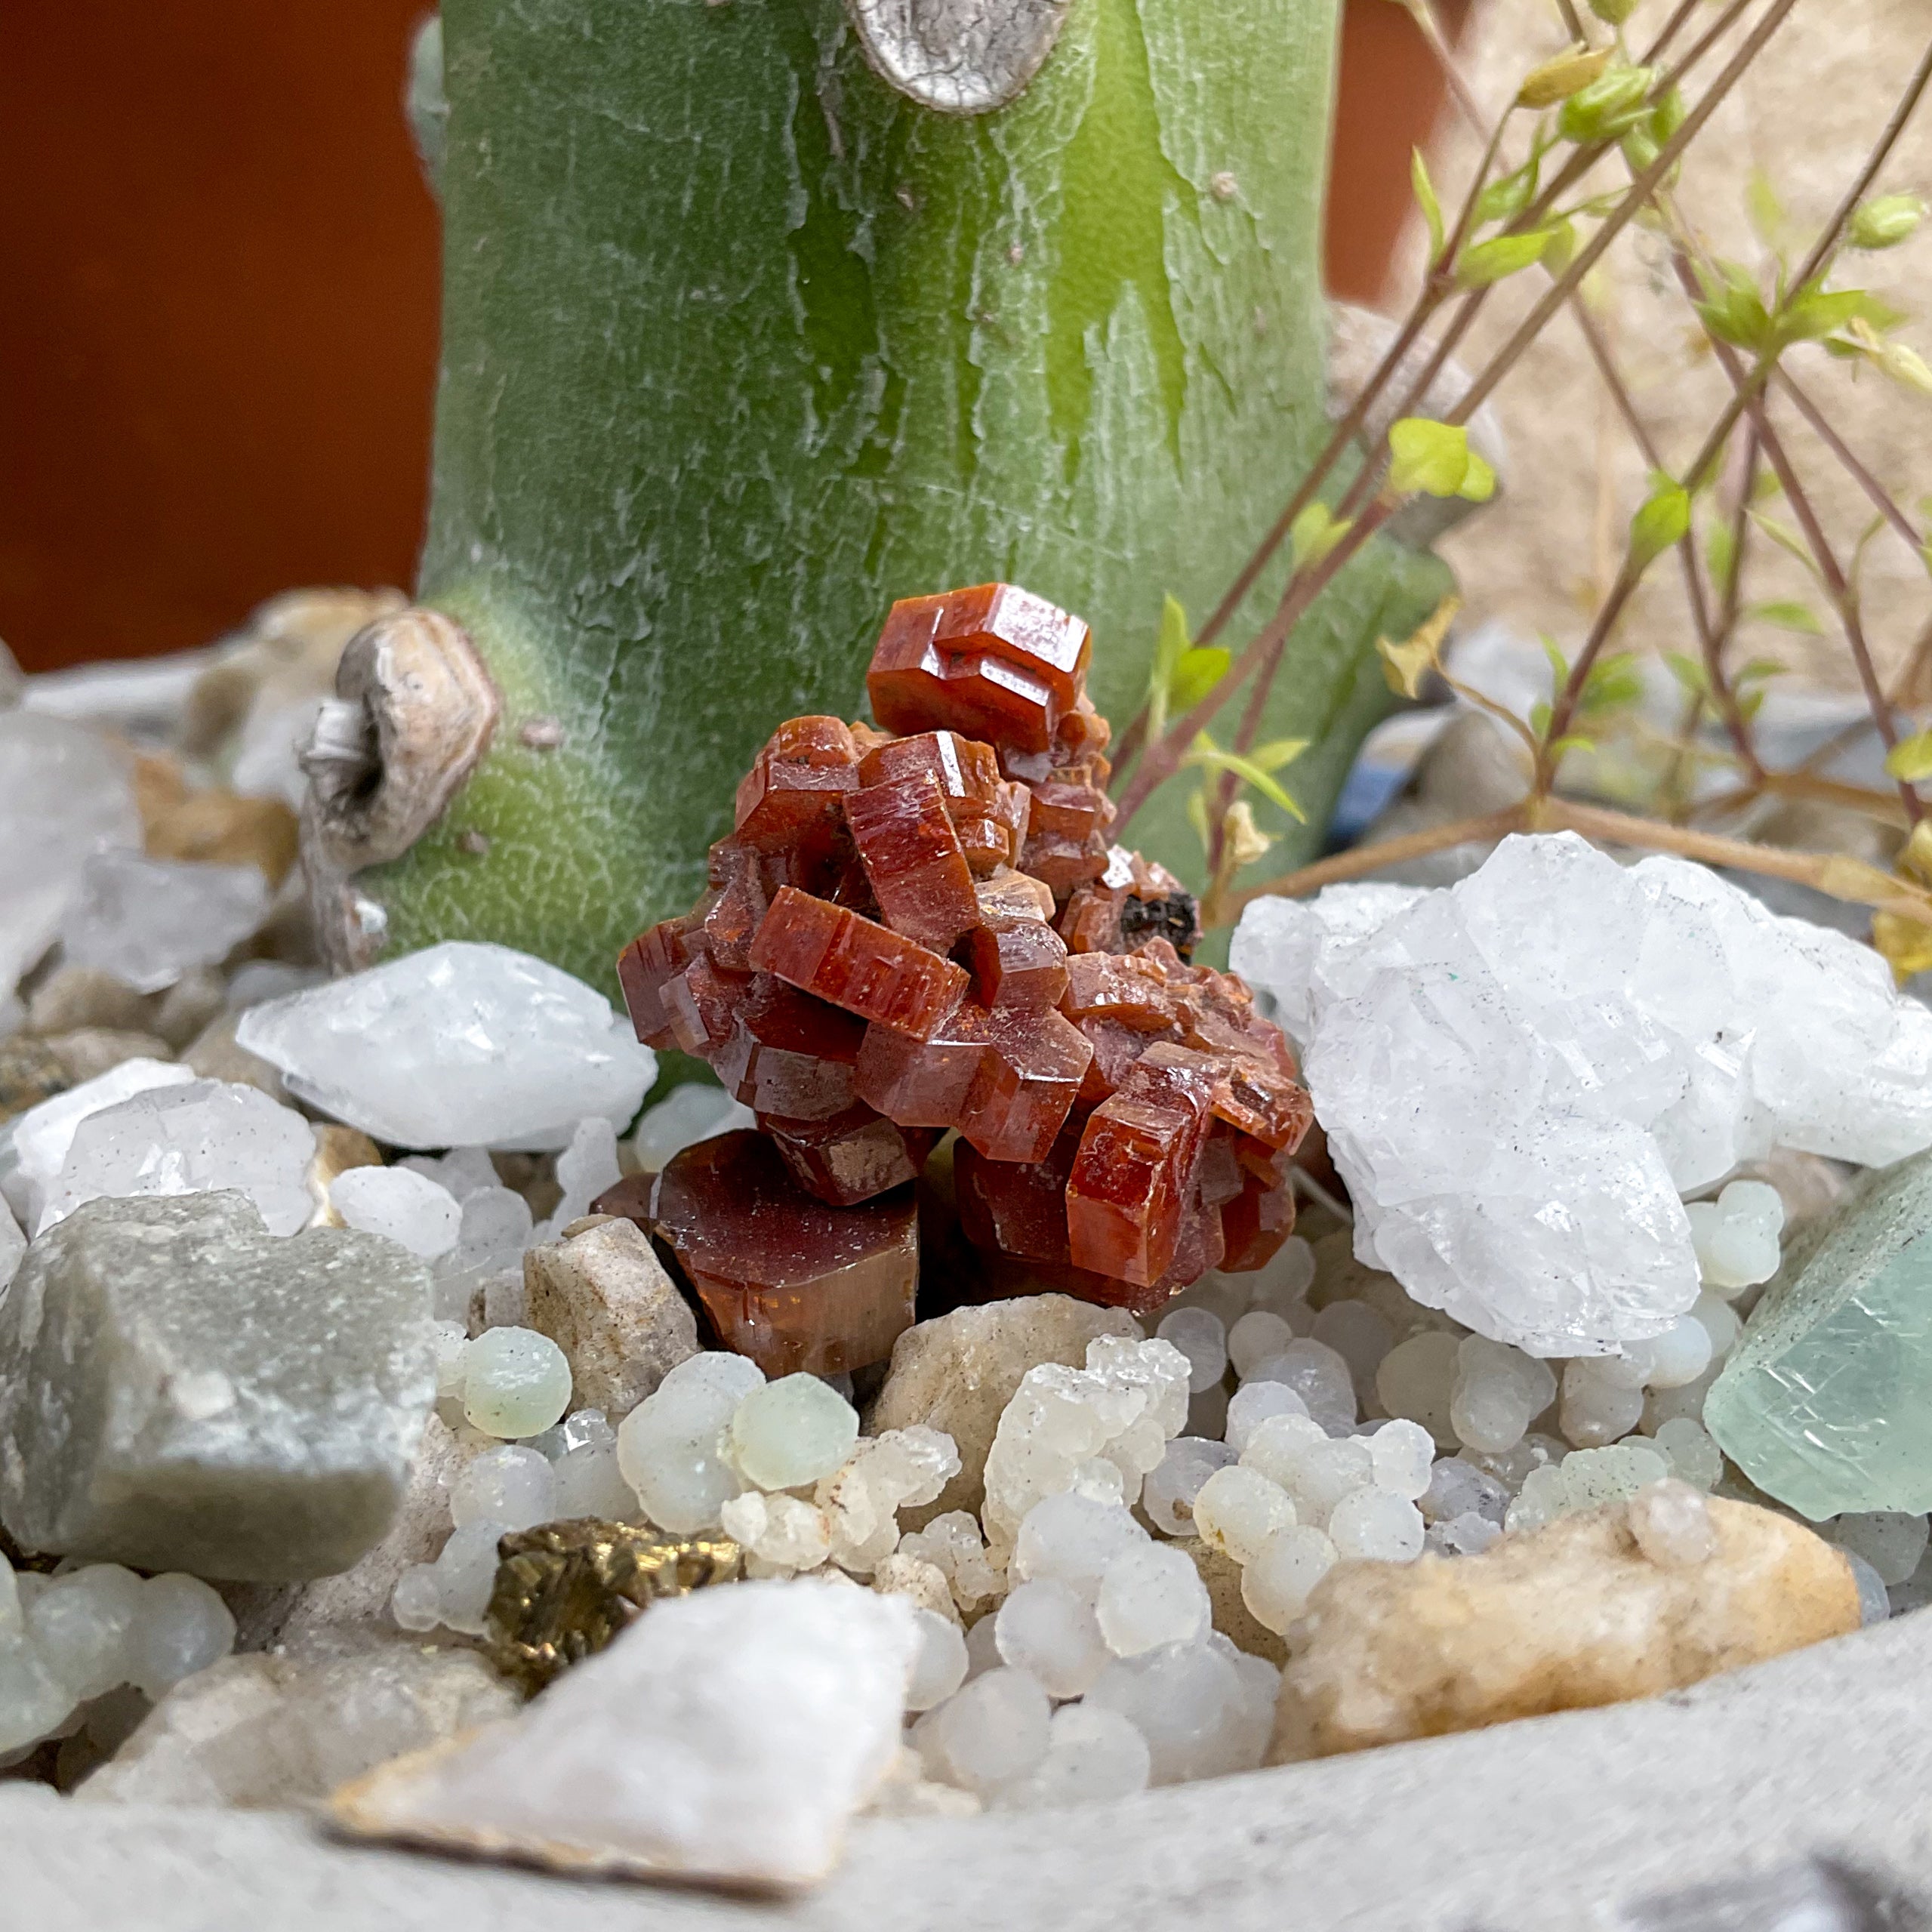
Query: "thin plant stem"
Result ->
[[1773, 366, 1924, 551]]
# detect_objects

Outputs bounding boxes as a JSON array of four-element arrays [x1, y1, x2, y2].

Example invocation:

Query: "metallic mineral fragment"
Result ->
[[482, 1517, 741, 1691], [612, 584, 1312, 1359]]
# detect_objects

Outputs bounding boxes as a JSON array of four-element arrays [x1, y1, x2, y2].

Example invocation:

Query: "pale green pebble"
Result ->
[[727, 1374, 859, 1491], [1559, 1443, 1669, 1511], [1648, 1418, 1724, 1493], [461, 1326, 572, 1439], [0, 1635, 72, 1753]]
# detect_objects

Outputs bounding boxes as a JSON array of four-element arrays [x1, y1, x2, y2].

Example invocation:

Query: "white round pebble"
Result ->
[[551, 1442, 636, 1520], [1327, 1487, 1425, 1562], [995, 1579, 1110, 1696], [1243, 1338, 1357, 1433], [727, 1374, 859, 1491], [461, 1327, 573, 1439], [1649, 1416, 1724, 1492], [390, 1565, 443, 1633], [450, 1445, 556, 1532], [1687, 1179, 1784, 1292], [1237, 1410, 1327, 1489], [1192, 1465, 1296, 1566], [1420, 1456, 1509, 1526], [1276, 1434, 1374, 1526], [1224, 1379, 1311, 1456], [426, 1521, 508, 1636], [616, 1351, 764, 1534], [1828, 1511, 1930, 1586], [932, 1665, 1052, 1797], [1626, 1478, 1718, 1568], [1227, 1311, 1295, 1379], [905, 1608, 969, 1712], [1426, 1511, 1502, 1556], [330, 1164, 462, 1259], [1011, 1493, 1146, 1599], [1367, 1419, 1436, 1501], [126, 1573, 236, 1699], [1376, 1331, 1462, 1447], [1559, 1358, 1647, 1449], [1156, 1308, 1230, 1394], [962, 1609, 1004, 1682], [1240, 1525, 1337, 1635], [25, 1564, 144, 1701], [1084, 1638, 1267, 1786], [1142, 1437, 1237, 1537], [1095, 1542, 1209, 1656], [988, 1701, 1152, 1809], [1644, 1314, 1714, 1389], [1690, 1290, 1742, 1358]]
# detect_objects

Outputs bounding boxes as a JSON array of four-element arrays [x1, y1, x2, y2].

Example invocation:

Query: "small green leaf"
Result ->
[[1290, 501, 1354, 572], [1185, 784, 1213, 853], [1541, 634, 1571, 689], [1249, 737, 1310, 773], [1887, 729, 1932, 782], [1588, 0, 1639, 24], [1388, 418, 1474, 498], [1663, 652, 1709, 696], [1540, 217, 1578, 278], [1548, 733, 1596, 760], [1629, 481, 1691, 569], [1456, 229, 1557, 289], [1704, 519, 1736, 598], [1145, 593, 1191, 744], [1559, 64, 1656, 144], [1850, 194, 1926, 251], [1182, 735, 1308, 821], [1746, 168, 1786, 252], [1457, 448, 1497, 504], [1168, 646, 1231, 713], [1413, 148, 1446, 263], [1581, 651, 1644, 713], [1474, 159, 1539, 230], [1749, 510, 1819, 573], [1530, 698, 1554, 738], [1746, 599, 1824, 635], [1775, 281, 1890, 349], [1519, 45, 1613, 109], [1736, 656, 1788, 684], [1693, 262, 1773, 351]]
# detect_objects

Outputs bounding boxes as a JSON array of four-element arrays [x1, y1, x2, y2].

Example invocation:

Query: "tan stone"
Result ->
[[864, 1294, 1140, 1527], [143, 789, 301, 887], [0, 1037, 70, 1125], [1269, 1497, 1860, 1763], [523, 1217, 699, 1419], [308, 1126, 384, 1226], [181, 1012, 288, 1103], [1174, 1536, 1286, 1667], [150, 969, 227, 1052], [44, 1030, 176, 1084], [24, 967, 156, 1039]]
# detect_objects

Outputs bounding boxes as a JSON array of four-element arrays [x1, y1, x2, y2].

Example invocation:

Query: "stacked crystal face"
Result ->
[[614, 584, 1311, 1369]]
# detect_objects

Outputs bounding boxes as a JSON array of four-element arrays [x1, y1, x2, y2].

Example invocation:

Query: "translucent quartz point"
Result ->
[[1706, 1148, 1932, 1518], [0, 1192, 435, 1578], [624, 1131, 917, 1376], [1232, 832, 1932, 1354], [60, 850, 270, 994], [750, 886, 968, 1040], [238, 941, 657, 1151]]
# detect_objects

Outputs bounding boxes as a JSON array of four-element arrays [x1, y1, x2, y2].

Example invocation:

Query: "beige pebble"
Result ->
[[870, 1551, 960, 1625], [43, 1028, 177, 1083], [24, 966, 156, 1039], [524, 1217, 698, 1419], [1269, 1496, 1859, 1762], [864, 1293, 1139, 1527], [307, 1125, 384, 1226], [181, 1012, 289, 1103]]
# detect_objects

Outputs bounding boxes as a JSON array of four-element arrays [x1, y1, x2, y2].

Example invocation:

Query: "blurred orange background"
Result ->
[[1, 0, 1460, 673]]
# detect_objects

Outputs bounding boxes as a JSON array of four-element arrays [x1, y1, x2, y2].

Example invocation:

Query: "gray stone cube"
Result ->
[[0, 1191, 436, 1580]]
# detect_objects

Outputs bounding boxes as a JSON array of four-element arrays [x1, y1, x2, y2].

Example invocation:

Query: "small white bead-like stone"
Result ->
[[1094, 1542, 1209, 1656], [1191, 1465, 1296, 1567], [904, 1608, 969, 1712], [461, 1327, 573, 1439], [1223, 1379, 1311, 1455], [1627, 1478, 1718, 1568], [127, 1573, 236, 1699], [727, 1374, 860, 1491], [1240, 1524, 1337, 1635], [994, 1579, 1109, 1697], [1227, 1311, 1296, 1379], [1155, 1308, 1229, 1394], [931, 1665, 1052, 1797], [450, 1445, 556, 1532], [1327, 1487, 1425, 1562]]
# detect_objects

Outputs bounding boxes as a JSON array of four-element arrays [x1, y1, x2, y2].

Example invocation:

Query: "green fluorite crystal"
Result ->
[[1706, 1150, 1932, 1521]]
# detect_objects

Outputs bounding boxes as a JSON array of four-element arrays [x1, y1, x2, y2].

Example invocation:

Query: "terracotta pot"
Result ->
[[0, 0, 1459, 673]]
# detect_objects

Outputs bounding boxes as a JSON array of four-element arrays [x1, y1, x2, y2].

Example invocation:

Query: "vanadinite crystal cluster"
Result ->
[[610, 584, 1312, 1375]]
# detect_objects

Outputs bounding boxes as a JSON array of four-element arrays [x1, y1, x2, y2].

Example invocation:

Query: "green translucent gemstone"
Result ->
[[1706, 1150, 1932, 1521]]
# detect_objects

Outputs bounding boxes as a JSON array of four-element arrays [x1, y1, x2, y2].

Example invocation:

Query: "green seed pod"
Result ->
[[1559, 64, 1657, 145], [1850, 195, 1927, 251]]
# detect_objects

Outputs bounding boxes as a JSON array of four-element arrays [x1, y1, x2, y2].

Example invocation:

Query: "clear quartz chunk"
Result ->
[[237, 941, 658, 1151], [58, 851, 270, 994], [1232, 833, 1932, 1355]]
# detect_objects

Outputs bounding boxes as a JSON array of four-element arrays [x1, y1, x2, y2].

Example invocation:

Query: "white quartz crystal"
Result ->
[[331, 1166, 462, 1259], [236, 941, 658, 1151], [333, 1579, 919, 1889], [0, 712, 140, 1002], [59, 851, 270, 994], [1232, 834, 1932, 1355], [535, 1117, 623, 1241], [3, 1058, 196, 1228], [36, 1079, 316, 1238]]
